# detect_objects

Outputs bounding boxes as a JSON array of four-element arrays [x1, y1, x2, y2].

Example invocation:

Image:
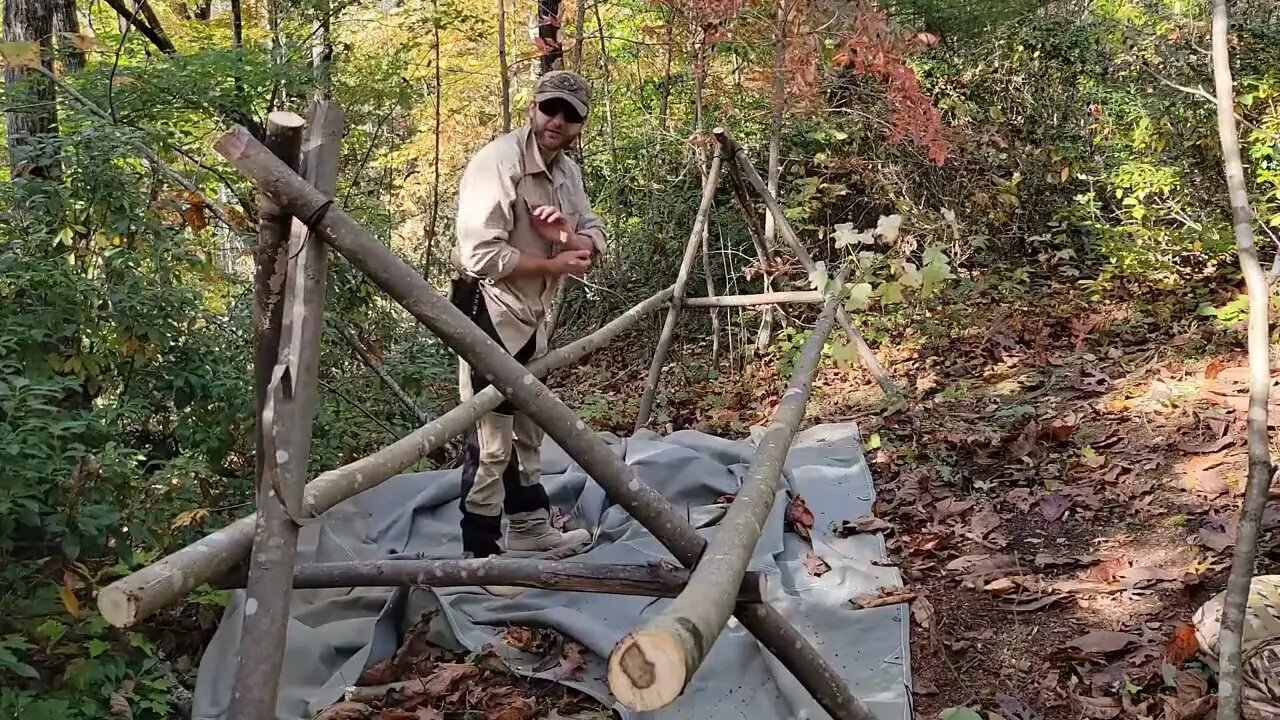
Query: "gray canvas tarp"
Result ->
[[192, 422, 912, 720]]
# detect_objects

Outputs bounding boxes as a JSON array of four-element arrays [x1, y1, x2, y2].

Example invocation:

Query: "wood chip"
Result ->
[[850, 590, 916, 609], [1064, 631, 1141, 655]]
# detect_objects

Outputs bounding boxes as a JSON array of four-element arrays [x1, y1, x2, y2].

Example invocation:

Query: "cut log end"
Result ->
[[267, 110, 307, 129], [97, 585, 139, 628], [607, 627, 690, 711]]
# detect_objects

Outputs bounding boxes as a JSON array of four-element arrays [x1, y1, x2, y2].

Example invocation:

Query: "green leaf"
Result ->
[[879, 281, 904, 305], [863, 432, 882, 451], [939, 708, 983, 720], [87, 639, 110, 658], [834, 223, 875, 249], [922, 245, 948, 267], [844, 282, 874, 311], [922, 261, 955, 296], [899, 262, 923, 288]]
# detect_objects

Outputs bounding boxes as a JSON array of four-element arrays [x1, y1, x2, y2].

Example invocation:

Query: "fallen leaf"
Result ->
[[835, 515, 893, 535], [59, 578, 82, 618], [1065, 631, 1141, 655], [356, 656, 396, 686], [850, 590, 916, 609], [933, 498, 975, 521], [1162, 695, 1215, 720], [969, 506, 1002, 538], [1164, 623, 1201, 665], [984, 577, 1022, 594], [1051, 580, 1122, 595], [912, 596, 935, 631], [1046, 414, 1078, 441], [996, 694, 1043, 720], [997, 594, 1066, 612], [1204, 359, 1224, 380], [1084, 557, 1130, 583], [316, 703, 375, 720], [1176, 436, 1233, 454], [1075, 694, 1122, 719], [803, 553, 831, 577], [1039, 493, 1073, 521], [1033, 553, 1096, 568], [939, 707, 984, 720], [414, 709, 444, 720], [785, 493, 815, 539], [914, 679, 940, 695], [1198, 527, 1233, 553], [556, 641, 586, 680], [1116, 566, 1179, 589], [419, 663, 479, 697], [1173, 667, 1209, 702], [380, 710, 420, 720]]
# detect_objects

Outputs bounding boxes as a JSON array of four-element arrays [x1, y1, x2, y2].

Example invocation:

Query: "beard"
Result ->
[[533, 121, 576, 153]]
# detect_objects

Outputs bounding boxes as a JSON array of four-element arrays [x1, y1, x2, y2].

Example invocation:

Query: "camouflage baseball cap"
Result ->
[[534, 70, 591, 118]]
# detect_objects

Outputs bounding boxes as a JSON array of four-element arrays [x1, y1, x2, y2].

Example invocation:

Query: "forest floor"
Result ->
[[548, 272, 1275, 720]]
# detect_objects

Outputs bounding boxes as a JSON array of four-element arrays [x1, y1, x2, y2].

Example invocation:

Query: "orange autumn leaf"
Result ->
[[0, 41, 41, 69], [1164, 622, 1200, 665]]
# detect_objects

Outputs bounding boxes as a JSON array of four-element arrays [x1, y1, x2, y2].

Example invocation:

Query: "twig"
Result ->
[[33, 65, 243, 234], [319, 378, 404, 437], [1142, 62, 1259, 132]]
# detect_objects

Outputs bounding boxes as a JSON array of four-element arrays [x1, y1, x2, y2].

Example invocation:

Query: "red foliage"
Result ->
[[832, 1, 950, 165]]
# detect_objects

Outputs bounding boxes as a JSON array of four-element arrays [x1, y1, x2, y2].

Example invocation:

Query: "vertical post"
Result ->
[[232, 110, 305, 718], [634, 150, 724, 431], [228, 103, 345, 719], [712, 128, 903, 403]]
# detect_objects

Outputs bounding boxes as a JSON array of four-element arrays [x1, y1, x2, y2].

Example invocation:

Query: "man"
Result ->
[[449, 70, 604, 559]]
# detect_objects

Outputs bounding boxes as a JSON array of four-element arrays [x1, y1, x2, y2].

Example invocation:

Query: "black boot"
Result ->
[[460, 510, 502, 558]]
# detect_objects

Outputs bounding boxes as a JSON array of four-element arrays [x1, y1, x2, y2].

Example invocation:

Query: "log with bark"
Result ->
[[96, 285, 674, 628], [713, 128, 903, 404], [230, 103, 344, 720], [215, 557, 766, 603], [609, 278, 845, 711], [212, 125, 875, 720], [634, 150, 724, 430]]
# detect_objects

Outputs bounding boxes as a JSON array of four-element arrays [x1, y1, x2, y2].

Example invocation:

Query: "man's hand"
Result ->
[[547, 249, 593, 276], [531, 205, 595, 253]]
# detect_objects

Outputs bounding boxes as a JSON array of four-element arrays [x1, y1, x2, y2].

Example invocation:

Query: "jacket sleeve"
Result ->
[[454, 144, 522, 280], [569, 164, 607, 257]]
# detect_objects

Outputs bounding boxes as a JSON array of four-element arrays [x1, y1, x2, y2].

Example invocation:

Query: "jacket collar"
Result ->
[[519, 124, 561, 177]]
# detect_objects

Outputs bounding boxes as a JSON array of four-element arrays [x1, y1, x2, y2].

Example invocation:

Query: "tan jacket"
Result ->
[[452, 125, 606, 356]]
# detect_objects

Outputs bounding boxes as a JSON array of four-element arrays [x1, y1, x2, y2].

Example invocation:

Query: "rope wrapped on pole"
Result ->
[[712, 127, 903, 403], [215, 557, 766, 602], [210, 124, 875, 720], [96, 285, 674, 629], [608, 274, 848, 711]]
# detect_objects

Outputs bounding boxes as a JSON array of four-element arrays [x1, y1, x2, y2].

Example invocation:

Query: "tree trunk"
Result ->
[[592, 0, 616, 160], [53, 0, 85, 72], [312, 0, 334, 100], [423, 1, 441, 278], [692, 44, 719, 364], [571, 0, 588, 70], [610, 280, 845, 711], [759, 0, 788, 352], [658, 10, 673, 133], [213, 127, 875, 720], [97, 286, 674, 628], [1211, 1, 1274, 718], [497, 0, 511, 131], [537, 0, 563, 74], [4, 0, 59, 179]]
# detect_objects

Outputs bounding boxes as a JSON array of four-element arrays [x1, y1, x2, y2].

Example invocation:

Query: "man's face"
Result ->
[[530, 98, 584, 153]]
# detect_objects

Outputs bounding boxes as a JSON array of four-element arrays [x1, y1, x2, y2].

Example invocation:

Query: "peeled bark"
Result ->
[[635, 152, 723, 430], [1211, 2, 1273, 718], [713, 128, 903, 403], [216, 558, 765, 604], [213, 126, 873, 720], [96, 286, 674, 628], [609, 283, 845, 711], [683, 291, 822, 308]]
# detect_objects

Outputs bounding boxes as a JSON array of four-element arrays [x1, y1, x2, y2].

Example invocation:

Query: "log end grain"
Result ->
[[607, 623, 696, 711], [267, 110, 307, 130], [98, 584, 140, 628]]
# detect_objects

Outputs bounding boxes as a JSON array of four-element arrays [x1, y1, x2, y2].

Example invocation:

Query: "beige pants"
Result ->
[[458, 351, 546, 517]]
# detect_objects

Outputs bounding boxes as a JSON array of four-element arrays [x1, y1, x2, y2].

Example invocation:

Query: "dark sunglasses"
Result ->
[[537, 98, 584, 124]]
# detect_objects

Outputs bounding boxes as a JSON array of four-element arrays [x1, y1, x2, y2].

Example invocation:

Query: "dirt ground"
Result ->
[[323, 277, 1274, 719]]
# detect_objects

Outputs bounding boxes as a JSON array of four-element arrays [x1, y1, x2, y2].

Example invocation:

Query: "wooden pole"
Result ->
[[229, 103, 345, 720], [634, 151, 724, 431], [213, 126, 875, 720], [609, 279, 845, 711], [683, 291, 823, 308], [726, 163, 780, 353], [713, 128, 903, 403], [215, 558, 766, 603], [96, 286, 674, 628]]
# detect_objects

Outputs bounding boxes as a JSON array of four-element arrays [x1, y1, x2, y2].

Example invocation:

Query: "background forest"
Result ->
[[2, 0, 1280, 717]]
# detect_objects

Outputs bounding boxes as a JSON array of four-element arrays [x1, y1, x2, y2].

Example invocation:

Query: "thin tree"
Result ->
[[498, 0, 511, 131], [53, 0, 85, 72], [1211, 0, 1273, 718], [423, 0, 443, 280]]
